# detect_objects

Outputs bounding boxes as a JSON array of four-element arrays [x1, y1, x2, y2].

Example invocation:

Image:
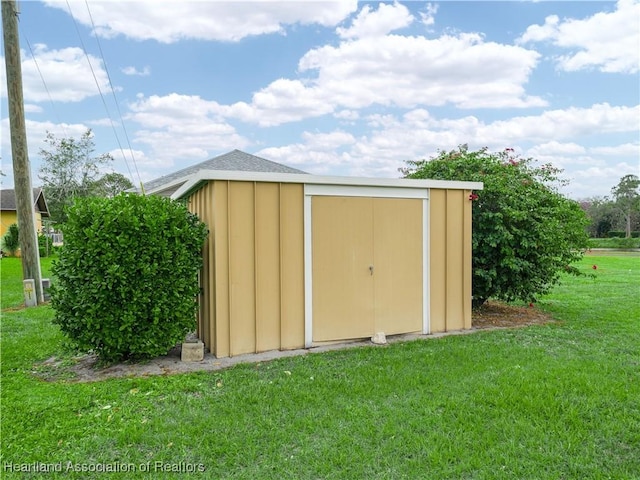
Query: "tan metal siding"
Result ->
[[255, 183, 281, 352], [429, 189, 447, 333], [187, 183, 215, 351], [429, 189, 473, 332], [213, 181, 230, 358], [279, 184, 305, 350], [445, 190, 465, 330], [188, 180, 304, 357], [228, 182, 257, 355], [463, 190, 473, 329]]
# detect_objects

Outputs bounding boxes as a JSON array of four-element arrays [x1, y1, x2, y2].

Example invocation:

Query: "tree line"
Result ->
[[580, 174, 640, 238]]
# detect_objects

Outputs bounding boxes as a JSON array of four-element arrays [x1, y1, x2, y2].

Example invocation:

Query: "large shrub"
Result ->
[[2, 223, 20, 256], [51, 194, 208, 362], [403, 145, 590, 307]]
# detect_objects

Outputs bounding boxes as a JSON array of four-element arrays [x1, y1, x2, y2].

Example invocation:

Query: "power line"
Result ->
[[64, 0, 136, 185], [83, 0, 142, 188], [20, 32, 69, 138]]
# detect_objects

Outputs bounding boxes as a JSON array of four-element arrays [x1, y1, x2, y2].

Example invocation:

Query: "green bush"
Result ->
[[403, 146, 590, 307], [607, 231, 625, 238], [38, 234, 52, 257], [2, 223, 20, 256], [51, 194, 208, 362], [588, 237, 640, 249]]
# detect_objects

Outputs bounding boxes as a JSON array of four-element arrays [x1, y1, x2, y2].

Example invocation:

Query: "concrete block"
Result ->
[[42, 278, 52, 301], [23, 279, 37, 307], [181, 340, 204, 362], [371, 332, 387, 345]]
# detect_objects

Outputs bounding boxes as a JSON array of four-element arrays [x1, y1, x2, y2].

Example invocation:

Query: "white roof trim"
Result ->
[[169, 169, 483, 200]]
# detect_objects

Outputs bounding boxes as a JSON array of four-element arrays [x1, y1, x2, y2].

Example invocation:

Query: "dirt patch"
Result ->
[[472, 301, 554, 329], [34, 302, 553, 383]]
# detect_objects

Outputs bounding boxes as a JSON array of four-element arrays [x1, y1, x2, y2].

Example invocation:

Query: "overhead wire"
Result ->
[[83, 0, 143, 189], [64, 0, 137, 186], [20, 31, 70, 139]]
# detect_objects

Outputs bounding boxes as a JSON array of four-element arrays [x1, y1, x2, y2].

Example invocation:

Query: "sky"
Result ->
[[1, 0, 639, 199]]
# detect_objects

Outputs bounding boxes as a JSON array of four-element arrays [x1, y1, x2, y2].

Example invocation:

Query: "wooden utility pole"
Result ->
[[2, 0, 43, 303]]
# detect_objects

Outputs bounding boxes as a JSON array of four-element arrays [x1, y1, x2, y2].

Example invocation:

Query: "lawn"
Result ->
[[1, 255, 639, 479]]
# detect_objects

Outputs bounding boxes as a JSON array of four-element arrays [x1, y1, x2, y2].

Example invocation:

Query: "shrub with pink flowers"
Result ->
[[402, 145, 590, 308]]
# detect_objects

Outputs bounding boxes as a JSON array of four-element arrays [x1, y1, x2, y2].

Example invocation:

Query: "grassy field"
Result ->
[[1, 255, 639, 479]]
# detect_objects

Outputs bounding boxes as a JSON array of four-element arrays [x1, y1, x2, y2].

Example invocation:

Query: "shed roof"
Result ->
[[0, 187, 50, 216], [168, 170, 483, 201], [143, 149, 306, 196]]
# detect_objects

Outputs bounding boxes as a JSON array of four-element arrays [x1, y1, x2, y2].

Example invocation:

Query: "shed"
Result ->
[[148, 151, 482, 358]]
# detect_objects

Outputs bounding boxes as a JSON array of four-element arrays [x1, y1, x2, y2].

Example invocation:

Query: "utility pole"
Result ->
[[2, 0, 44, 303]]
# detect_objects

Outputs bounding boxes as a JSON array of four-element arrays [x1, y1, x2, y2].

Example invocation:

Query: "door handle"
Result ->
[[369, 265, 374, 275]]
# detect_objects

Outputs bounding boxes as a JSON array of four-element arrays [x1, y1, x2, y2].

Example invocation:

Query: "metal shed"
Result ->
[[149, 152, 482, 358]]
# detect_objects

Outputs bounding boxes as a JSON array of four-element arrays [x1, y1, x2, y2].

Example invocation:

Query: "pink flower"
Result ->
[[469, 193, 479, 201], [592, 265, 597, 270], [528, 302, 534, 308]]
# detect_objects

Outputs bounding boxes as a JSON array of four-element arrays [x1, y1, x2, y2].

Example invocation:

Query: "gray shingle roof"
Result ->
[[143, 150, 306, 193], [0, 187, 49, 216]]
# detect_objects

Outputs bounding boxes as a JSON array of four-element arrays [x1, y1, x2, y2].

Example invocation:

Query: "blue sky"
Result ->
[[1, 0, 638, 199]]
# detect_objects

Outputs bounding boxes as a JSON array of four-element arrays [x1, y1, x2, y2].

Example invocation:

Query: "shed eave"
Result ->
[[169, 170, 483, 200]]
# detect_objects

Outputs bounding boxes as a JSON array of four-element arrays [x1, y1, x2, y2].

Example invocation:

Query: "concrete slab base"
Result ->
[[181, 340, 204, 362]]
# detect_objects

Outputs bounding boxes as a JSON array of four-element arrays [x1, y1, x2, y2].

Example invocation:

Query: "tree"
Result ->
[[580, 197, 618, 238], [611, 174, 640, 238], [51, 194, 208, 362], [91, 172, 135, 198], [2, 223, 20, 256], [402, 145, 590, 308], [39, 129, 113, 225]]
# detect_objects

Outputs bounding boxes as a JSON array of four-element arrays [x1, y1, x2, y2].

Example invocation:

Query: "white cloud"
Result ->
[[223, 11, 544, 127], [336, 2, 413, 39], [258, 103, 639, 197], [44, 1, 358, 43], [24, 104, 43, 113], [518, 0, 640, 73], [589, 143, 640, 156], [127, 93, 249, 166], [1, 118, 92, 186], [334, 109, 360, 121], [224, 79, 334, 127], [121, 66, 150, 76], [0, 44, 109, 103], [419, 3, 439, 27], [527, 141, 587, 157]]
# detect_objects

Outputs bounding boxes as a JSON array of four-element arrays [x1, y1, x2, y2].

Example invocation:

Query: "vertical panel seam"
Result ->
[[444, 190, 448, 331], [278, 183, 283, 350], [227, 181, 232, 357], [423, 196, 429, 334], [254, 182, 258, 353]]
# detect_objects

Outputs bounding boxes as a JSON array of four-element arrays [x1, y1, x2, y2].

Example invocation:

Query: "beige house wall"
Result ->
[[1, 211, 45, 256]]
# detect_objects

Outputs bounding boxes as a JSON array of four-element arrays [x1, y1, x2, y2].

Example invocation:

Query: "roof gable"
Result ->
[[144, 150, 306, 194], [0, 188, 50, 216]]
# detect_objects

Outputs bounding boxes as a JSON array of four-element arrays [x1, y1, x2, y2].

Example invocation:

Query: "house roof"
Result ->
[[0, 187, 50, 217], [143, 149, 306, 196]]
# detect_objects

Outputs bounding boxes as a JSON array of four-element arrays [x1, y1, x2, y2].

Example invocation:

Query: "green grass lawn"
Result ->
[[1, 255, 639, 479], [1, 256, 56, 309]]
